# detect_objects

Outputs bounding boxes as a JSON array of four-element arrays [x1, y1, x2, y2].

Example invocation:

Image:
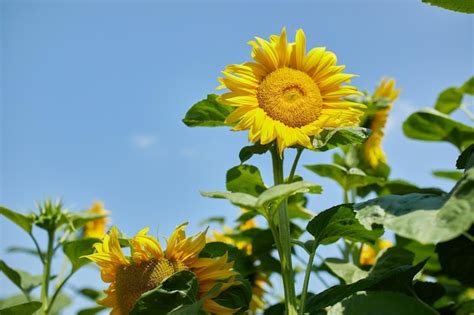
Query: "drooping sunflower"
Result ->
[[362, 78, 400, 168], [85, 223, 239, 315], [359, 239, 393, 266], [218, 28, 365, 156], [83, 201, 110, 238]]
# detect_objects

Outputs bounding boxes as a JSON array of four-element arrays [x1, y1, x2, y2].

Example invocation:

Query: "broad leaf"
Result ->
[[255, 181, 322, 208], [77, 306, 106, 315], [312, 127, 370, 151], [403, 108, 474, 151], [324, 259, 368, 284], [422, 0, 474, 13], [212, 278, 252, 314], [307, 204, 383, 246], [0, 260, 43, 293], [305, 164, 384, 191], [434, 87, 463, 114], [461, 76, 474, 95], [355, 168, 474, 244], [432, 170, 463, 181], [182, 94, 235, 127], [63, 211, 107, 231], [0, 301, 42, 315], [456, 144, 474, 169], [327, 291, 437, 315], [239, 143, 271, 163], [63, 238, 99, 271], [226, 165, 266, 197], [200, 242, 255, 277], [201, 191, 258, 209], [0, 207, 34, 234]]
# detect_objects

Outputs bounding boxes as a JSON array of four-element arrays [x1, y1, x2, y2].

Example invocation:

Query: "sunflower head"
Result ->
[[85, 223, 240, 315], [362, 78, 400, 168], [83, 201, 110, 238], [218, 28, 365, 156], [359, 239, 393, 266]]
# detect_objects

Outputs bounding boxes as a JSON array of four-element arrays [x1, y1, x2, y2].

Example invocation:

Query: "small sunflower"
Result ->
[[359, 239, 393, 266], [85, 223, 239, 315], [218, 28, 365, 156], [362, 78, 400, 168], [83, 201, 109, 238]]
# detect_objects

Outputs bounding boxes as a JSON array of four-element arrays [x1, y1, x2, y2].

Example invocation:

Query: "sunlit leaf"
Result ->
[[461, 76, 474, 95], [0, 301, 42, 315], [422, 0, 474, 13], [63, 238, 100, 271], [324, 259, 368, 284], [182, 94, 235, 127], [434, 87, 463, 114], [0, 207, 35, 234], [432, 170, 464, 181], [312, 127, 370, 151], [256, 181, 322, 208], [226, 165, 266, 197], [0, 260, 43, 293]]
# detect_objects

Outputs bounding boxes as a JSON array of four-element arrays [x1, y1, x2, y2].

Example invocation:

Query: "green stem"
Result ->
[[29, 233, 45, 264], [47, 271, 74, 313], [40, 230, 55, 315], [299, 244, 317, 315], [271, 145, 297, 315], [288, 148, 303, 183], [343, 189, 349, 204]]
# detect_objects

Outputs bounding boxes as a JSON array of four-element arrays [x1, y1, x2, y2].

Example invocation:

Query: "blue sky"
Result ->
[[1, 0, 472, 313]]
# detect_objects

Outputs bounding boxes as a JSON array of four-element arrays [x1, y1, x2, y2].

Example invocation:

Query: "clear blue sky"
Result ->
[[1, 0, 472, 313]]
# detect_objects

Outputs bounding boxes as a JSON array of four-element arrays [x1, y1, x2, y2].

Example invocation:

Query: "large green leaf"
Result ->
[[63, 238, 99, 271], [239, 143, 272, 163], [456, 144, 474, 169], [461, 76, 474, 95], [312, 127, 370, 151], [130, 270, 199, 315], [324, 259, 368, 284], [201, 191, 258, 209], [305, 248, 426, 311], [355, 168, 474, 244], [422, 0, 474, 13], [327, 291, 437, 315], [396, 236, 441, 272], [306, 204, 383, 246], [182, 94, 235, 127], [0, 260, 43, 294], [0, 301, 42, 315], [212, 278, 252, 314], [434, 87, 463, 114], [0, 207, 35, 234], [305, 164, 384, 191], [403, 108, 474, 151], [226, 165, 266, 197], [49, 294, 71, 315]]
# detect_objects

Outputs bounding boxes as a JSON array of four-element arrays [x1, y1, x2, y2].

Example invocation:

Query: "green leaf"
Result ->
[[413, 281, 445, 306], [77, 306, 106, 315], [456, 144, 474, 169], [305, 248, 426, 310], [0, 260, 43, 293], [182, 94, 235, 127], [287, 193, 314, 220], [324, 259, 368, 284], [436, 228, 474, 287], [63, 238, 99, 271], [461, 76, 474, 95], [374, 180, 445, 197], [403, 108, 474, 151], [239, 143, 271, 163], [434, 87, 463, 114], [327, 291, 437, 315], [201, 191, 258, 209], [312, 127, 370, 151], [0, 301, 42, 315], [256, 181, 322, 208], [63, 211, 107, 231], [305, 164, 384, 191], [226, 165, 266, 197], [456, 300, 474, 315], [355, 168, 474, 244], [77, 288, 105, 301], [307, 204, 383, 246], [0, 207, 34, 234], [422, 0, 474, 13], [200, 242, 255, 278], [6, 247, 44, 258], [213, 278, 252, 314], [130, 270, 199, 315], [432, 170, 464, 181], [396, 236, 441, 272], [49, 294, 71, 315]]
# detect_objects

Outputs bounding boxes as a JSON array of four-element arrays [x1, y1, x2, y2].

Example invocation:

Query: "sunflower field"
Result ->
[[1, 0, 473, 315]]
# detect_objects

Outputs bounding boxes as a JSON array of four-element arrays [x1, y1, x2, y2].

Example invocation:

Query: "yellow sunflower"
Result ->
[[363, 78, 400, 168], [218, 28, 365, 156], [359, 239, 393, 266], [85, 223, 239, 315], [83, 201, 110, 238]]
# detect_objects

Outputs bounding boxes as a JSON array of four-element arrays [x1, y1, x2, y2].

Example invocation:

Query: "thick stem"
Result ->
[[271, 146, 298, 315], [40, 230, 55, 315], [299, 245, 317, 315]]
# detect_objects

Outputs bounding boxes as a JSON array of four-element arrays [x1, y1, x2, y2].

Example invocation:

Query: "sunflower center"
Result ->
[[115, 258, 188, 314], [257, 67, 323, 128]]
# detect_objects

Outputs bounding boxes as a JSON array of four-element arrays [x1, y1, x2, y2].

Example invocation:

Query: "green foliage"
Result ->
[[0, 301, 42, 315], [312, 127, 370, 152], [432, 170, 464, 181], [461, 76, 474, 95], [226, 164, 266, 197], [63, 238, 99, 271], [306, 204, 383, 246], [200, 242, 255, 278], [324, 259, 368, 284], [422, 0, 474, 13], [327, 291, 437, 315], [0, 207, 34, 234], [0, 260, 43, 295], [355, 168, 474, 244], [434, 87, 464, 114], [305, 164, 384, 191], [403, 108, 474, 151], [212, 277, 252, 314], [457, 144, 474, 169], [239, 142, 272, 163], [182, 94, 235, 127]]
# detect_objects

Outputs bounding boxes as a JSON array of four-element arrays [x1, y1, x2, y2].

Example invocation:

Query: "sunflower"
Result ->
[[362, 78, 400, 168], [85, 223, 239, 315], [218, 28, 365, 156], [83, 201, 109, 238], [359, 239, 393, 266]]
